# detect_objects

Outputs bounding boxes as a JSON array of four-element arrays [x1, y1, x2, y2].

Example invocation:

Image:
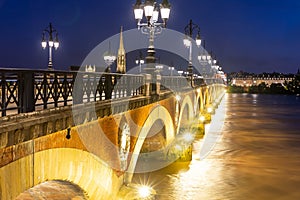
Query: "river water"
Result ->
[[131, 93, 300, 200]]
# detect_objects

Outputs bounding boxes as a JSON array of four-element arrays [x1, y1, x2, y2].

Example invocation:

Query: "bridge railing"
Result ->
[[0, 69, 144, 117], [0, 69, 77, 117], [0, 69, 22, 116], [160, 76, 207, 91], [194, 77, 206, 87], [0, 68, 222, 117], [204, 78, 225, 85], [160, 76, 190, 91], [73, 72, 144, 104]]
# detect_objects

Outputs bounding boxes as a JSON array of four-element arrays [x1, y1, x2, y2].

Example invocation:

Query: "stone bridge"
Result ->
[[0, 69, 226, 199]]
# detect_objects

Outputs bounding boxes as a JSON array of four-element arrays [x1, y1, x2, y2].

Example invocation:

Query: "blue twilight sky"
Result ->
[[0, 0, 299, 73]]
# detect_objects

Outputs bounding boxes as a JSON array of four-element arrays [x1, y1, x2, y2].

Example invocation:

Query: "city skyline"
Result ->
[[0, 0, 299, 73]]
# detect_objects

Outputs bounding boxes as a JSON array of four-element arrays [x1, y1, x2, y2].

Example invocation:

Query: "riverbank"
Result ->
[[227, 84, 299, 95]]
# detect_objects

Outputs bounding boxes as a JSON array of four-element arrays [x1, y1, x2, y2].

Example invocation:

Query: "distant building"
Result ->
[[85, 65, 96, 72], [116, 26, 126, 74], [231, 77, 294, 87], [229, 71, 296, 87]]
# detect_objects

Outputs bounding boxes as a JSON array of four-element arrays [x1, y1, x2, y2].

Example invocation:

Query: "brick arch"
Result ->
[[197, 88, 205, 113], [1, 148, 121, 200], [125, 105, 175, 183], [203, 87, 210, 107], [198, 89, 204, 112], [207, 86, 214, 106], [210, 85, 216, 103], [176, 95, 195, 133]]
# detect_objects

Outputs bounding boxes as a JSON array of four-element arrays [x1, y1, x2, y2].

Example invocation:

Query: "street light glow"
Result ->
[[144, 0, 155, 19], [48, 40, 54, 47], [207, 107, 213, 113], [160, 7, 170, 20], [138, 185, 152, 198], [196, 33, 201, 46], [134, 4, 144, 21], [183, 132, 194, 142], [199, 115, 205, 122], [160, 0, 171, 22], [183, 37, 191, 47], [175, 144, 182, 151], [152, 6, 159, 22], [41, 41, 47, 49]]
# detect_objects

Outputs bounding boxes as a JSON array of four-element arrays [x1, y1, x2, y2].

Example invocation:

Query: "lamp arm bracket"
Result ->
[[43, 28, 58, 34], [140, 26, 163, 35]]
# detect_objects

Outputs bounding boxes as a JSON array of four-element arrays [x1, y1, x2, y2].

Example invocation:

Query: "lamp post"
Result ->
[[41, 23, 59, 70], [133, 0, 171, 75], [198, 41, 216, 79], [155, 64, 164, 73], [183, 19, 201, 86], [135, 51, 145, 73], [168, 66, 174, 76], [197, 40, 211, 63], [103, 42, 116, 100], [178, 70, 183, 76], [103, 42, 116, 72]]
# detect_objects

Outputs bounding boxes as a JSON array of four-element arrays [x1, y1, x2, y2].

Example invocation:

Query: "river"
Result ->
[[130, 93, 300, 200]]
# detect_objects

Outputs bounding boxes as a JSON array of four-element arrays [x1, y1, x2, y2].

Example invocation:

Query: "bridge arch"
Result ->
[[125, 105, 175, 182], [196, 88, 205, 113], [0, 148, 121, 200], [177, 95, 195, 133], [209, 85, 215, 103], [16, 180, 88, 199], [203, 87, 210, 107], [209, 86, 214, 105]]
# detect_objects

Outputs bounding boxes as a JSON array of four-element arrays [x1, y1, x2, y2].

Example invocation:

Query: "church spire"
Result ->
[[117, 26, 126, 74]]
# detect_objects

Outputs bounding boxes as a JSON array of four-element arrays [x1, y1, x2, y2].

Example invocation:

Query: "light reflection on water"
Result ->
[[130, 94, 300, 200]]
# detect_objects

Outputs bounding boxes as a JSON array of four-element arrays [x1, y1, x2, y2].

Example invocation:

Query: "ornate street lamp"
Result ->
[[183, 19, 201, 86], [41, 23, 59, 70], [155, 64, 164, 74], [198, 41, 217, 78], [133, 0, 171, 75], [168, 66, 174, 76], [103, 42, 116, 100], [103, 42, 116, 72]]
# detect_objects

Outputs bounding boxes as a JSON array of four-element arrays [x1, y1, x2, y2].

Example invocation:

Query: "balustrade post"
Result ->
[[21, 72, 35, 113], [63, 74, 68, 106], [1, 73, 6, 116], [125, 76, 132, 97], [42, 73, 48, 109], [143, 74, 151, 96], [73, 73, 83, 104], [156, 74, 161, 95], [104, 73, 113, 100], [54, 74, 58, 107]]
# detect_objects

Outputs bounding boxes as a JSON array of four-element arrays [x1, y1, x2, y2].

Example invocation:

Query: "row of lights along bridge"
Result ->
[[133, 0, 224, 83], [40, 0, 224, 82]]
